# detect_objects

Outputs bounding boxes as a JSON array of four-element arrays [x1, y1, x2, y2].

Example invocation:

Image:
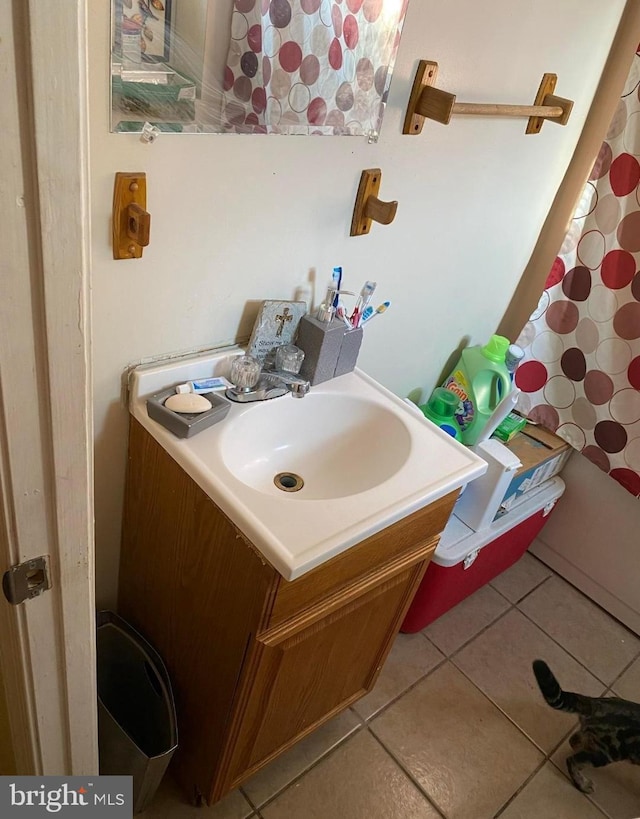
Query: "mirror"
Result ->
[[110, 0, 409, 136]]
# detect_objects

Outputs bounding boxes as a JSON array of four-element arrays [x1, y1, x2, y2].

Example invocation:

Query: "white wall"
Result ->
[[90, 0, 626, 607], [531, 453, 640, 635]]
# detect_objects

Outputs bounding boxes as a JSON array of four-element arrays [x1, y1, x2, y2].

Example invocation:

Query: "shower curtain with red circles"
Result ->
[[514, 47, 640, 498], [219, 0, 408, 135]]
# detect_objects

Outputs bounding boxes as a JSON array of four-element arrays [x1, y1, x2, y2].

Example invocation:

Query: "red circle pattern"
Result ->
[[545, 257, 565, 289], [609, 154, 640, 197], [515, 50, 640, 497], [221, 0, 407, 135], [601, 249, 636, 289]]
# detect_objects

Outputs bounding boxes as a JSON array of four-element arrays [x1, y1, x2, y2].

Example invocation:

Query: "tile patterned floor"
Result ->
[[149, 553, 640, 819]]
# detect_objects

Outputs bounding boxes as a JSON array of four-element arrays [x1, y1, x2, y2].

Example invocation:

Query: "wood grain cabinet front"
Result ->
[[221, 561, 427, 792], [119, 419, 457, 806]]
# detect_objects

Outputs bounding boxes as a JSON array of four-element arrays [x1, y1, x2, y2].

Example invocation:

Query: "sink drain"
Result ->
[[274, 472, 304, 492]]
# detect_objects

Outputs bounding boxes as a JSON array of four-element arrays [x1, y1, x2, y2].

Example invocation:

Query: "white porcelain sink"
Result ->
[[129, 347, 486, 580], [220, 393, 412, 499]]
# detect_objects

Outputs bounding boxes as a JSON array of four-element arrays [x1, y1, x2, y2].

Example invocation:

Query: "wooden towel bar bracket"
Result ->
[[112, 172, 151, 259], [403, 61, 574, 136], [350, 169, 398, 237]]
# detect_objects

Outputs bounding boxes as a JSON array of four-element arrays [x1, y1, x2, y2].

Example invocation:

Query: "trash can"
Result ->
[[97, 611, 178, 814]]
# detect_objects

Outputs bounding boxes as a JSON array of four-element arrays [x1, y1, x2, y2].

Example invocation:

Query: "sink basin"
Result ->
[[130, 347, 487, 580], [219, 393, 412, 499]]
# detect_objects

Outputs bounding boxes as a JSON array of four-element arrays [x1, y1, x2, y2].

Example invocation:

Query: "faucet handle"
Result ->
[[230, 354, 261, 392], [290, 381, 310, 398]]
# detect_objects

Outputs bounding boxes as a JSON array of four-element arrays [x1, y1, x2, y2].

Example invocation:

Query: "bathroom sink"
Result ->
[[129, 347, 486, 580], [219, 393, 412, 499]]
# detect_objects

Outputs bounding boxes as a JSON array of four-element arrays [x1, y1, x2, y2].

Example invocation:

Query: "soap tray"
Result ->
[[146, 387, 230, 438]]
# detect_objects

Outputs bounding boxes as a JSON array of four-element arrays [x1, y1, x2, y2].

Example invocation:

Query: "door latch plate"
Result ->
[[2, 555, 51, 605]]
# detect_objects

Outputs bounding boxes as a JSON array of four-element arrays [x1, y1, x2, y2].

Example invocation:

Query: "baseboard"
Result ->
[[530, 538, 640, 637]]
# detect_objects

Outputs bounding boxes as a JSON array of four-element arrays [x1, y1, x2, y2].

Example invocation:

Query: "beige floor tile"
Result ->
[[612, 655, 640, 700], [241, 709, 361, 808], [551, 734, 640, 819], [146, 774, 254, 818], [260, 730, 441, 819], [518, 575, 640, 685], [370, 662, 542, 819], [498, 762, 607, 818], [490, 552, 552, 604], [422, 585, 511, 656], [453, 608, 604, 752], [352, 632, 444, 720]]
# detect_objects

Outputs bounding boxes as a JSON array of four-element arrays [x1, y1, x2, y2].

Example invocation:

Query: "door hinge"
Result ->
[[2, 555, 51, 605]]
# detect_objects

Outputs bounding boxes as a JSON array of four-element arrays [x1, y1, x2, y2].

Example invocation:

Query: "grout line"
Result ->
[[520, 569, 640, 645], [547, 740, 615, 819], [506, 571, 553, 607], [487, 563, 552, 606], [497, 564, 554, 606], [354, 653, 449, 724], [445, 604, 514, 662], [603, 652, 639, 696], [446, 656, 554, 758], [492, 755, 549, 818], [515, 603, 615, 691], [239, 786, 260, 815], [242, 722, 366, 812], [366, 726, 446, 818]]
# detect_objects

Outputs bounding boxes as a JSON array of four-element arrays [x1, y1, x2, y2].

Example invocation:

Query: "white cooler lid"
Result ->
[[434, 476, 565, 567]]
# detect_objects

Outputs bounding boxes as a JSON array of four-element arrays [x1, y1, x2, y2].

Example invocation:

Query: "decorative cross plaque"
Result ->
[[247, 300, 306, 363]]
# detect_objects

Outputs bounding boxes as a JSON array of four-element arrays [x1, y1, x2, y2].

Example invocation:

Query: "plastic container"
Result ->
[[419, 387, 463, 440], [442, 335, 512, 446], [401, 477, 565, 632], [505, 344, 525, 379], [97, 611, 178, 814]]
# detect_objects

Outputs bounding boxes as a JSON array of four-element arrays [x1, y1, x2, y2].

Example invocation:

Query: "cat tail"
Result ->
[[532, 660, 592, 715]]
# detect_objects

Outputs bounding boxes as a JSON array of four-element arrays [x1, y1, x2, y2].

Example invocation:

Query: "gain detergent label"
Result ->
[[443, 369, 475, 430]]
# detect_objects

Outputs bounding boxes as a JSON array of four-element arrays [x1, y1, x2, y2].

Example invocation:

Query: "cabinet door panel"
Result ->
[[223, 563, 424, 789]]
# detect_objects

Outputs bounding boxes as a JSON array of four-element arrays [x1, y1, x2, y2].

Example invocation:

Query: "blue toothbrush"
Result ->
[[361, 301, 390, 324]]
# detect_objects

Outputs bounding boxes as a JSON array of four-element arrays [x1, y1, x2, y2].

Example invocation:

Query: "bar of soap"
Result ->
[[164, 393, 212, 414]]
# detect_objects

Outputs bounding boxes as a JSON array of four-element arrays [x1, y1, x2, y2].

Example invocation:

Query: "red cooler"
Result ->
[[401, 477, 565, 633]]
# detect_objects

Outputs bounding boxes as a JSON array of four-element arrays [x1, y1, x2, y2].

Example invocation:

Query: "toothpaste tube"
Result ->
[[175, 377, 232, 394]]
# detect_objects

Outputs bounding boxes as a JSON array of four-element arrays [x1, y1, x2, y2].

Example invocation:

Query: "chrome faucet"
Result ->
[[225, 355, 310, 403], [264, 369, 310, 398]]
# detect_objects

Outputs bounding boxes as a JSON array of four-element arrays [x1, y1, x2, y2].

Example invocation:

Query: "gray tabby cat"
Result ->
[[533, 659, 640, 793]]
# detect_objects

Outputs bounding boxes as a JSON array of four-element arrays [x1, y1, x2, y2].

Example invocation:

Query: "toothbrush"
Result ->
[[361, 301, 390, 324], [350, 280, 376, 328], [331, 266, 342, 308], [336, 303, 352, 328]]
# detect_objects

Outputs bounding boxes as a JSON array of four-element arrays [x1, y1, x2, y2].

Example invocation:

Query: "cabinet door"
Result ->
[[221, 562, 425, 791]]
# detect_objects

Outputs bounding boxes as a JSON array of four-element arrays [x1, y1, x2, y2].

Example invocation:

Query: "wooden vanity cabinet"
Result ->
[[119, 419, 458, 805]]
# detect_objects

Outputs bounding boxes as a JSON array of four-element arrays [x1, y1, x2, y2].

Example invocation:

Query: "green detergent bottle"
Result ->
[[442, 335, 512, 446], [419, 387, 463, 441]]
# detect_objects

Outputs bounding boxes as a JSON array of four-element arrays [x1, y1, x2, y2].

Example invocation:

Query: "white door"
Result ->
[[0, 0, 98, 774]]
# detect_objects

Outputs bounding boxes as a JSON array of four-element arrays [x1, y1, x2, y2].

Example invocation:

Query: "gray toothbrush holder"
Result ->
[[334, 326, 363, 378], [297, 315, 363, 385]]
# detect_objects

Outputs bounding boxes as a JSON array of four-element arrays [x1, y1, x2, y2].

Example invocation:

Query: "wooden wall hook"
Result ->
[[350, 169, 398, 237], [113, 172, 151, 259], [403, 60, 574, 136]]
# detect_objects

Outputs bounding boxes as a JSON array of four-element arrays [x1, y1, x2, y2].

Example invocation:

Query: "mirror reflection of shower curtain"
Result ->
[[514, 47, 640, 497], [212, 0, 408, 135]]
